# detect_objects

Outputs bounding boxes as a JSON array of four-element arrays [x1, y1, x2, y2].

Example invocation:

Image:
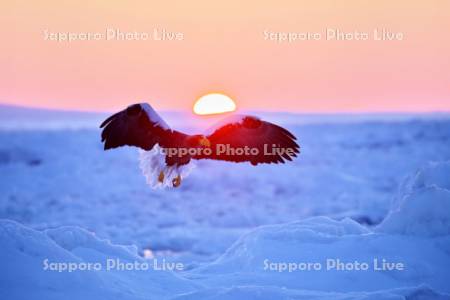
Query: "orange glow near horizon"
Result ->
[[1, 1, 450, 113], [193, 93, 236, 115]]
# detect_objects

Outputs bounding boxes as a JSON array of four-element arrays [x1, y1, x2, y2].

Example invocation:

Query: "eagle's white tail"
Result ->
[[139, 145, 195, 189]]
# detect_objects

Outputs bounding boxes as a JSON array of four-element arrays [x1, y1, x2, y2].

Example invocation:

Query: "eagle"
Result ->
[[100, 103, 300, 188]]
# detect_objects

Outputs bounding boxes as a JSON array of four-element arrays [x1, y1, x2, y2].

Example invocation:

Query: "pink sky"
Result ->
[[1, 1, 450, 112]]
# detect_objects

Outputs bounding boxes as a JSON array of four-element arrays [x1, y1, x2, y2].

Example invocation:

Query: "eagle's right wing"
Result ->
[[195, 115, 299, 165], [100, 103, 172, 150]]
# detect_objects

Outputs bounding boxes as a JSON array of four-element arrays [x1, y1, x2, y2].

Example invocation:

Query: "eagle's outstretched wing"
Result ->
[[195, 115, 300, 165], [100, 103, 172, 150]]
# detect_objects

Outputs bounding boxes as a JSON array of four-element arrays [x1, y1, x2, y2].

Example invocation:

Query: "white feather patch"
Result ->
[[141, 103, 171, 130], [138, 145, 195, 189]]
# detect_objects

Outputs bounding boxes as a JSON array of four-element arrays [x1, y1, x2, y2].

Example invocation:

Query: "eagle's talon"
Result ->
[[158, 171, 165, 183], [172, 175, 181, 188]]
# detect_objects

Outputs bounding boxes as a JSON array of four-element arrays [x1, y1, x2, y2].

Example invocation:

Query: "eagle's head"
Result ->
[[186, 135, 211, 148]]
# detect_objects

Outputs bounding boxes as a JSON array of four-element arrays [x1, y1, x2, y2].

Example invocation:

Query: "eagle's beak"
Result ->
[[199, 137, 211, 147]]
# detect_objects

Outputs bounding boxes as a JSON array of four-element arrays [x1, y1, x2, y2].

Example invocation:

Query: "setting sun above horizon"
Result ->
[[193, 93, 237, 115]]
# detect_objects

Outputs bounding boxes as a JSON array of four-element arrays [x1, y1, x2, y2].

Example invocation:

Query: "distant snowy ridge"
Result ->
[[1, 103, 449, 131]]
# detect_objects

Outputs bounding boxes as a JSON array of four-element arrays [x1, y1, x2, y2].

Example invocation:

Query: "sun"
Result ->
[[193, 93, 236, 115]]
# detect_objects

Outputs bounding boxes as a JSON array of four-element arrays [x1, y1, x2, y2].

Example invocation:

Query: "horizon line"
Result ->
[[1, 101, 450, 116]]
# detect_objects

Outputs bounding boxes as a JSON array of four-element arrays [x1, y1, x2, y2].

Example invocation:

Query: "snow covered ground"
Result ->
[[1, 104, 450, 299]]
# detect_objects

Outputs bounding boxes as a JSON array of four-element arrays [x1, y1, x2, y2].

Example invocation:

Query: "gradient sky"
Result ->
[[1, 1, 449, 112]]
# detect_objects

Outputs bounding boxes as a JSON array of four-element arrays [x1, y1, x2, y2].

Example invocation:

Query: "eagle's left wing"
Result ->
[[194, 115, 300, 165], [100, 103, 172, 150]]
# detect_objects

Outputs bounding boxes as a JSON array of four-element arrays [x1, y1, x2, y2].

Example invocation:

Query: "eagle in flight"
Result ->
[[100, 103, 299, 188]]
